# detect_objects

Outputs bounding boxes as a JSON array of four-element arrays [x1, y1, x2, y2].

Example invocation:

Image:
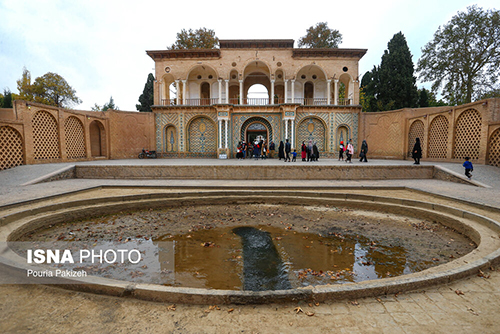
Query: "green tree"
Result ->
[[417, 5, 500, 105], [298, 22, 342, 48], [360, 66, 380, 112], [1, 88, 13, 108], [16, 67, 35, 102], [136, 73, 155, 112], [169, 28, 219, 49], [102, 96, 118, 111], [377, 32, 418, 110], [417, 88, 430, 108], [479, 88, 500, 99], [16, 69, 81, 108], [92, 96, 119, 111]]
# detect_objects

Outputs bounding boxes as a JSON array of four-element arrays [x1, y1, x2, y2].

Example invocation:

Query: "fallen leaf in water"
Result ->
[[305, 311, 315, 316], [455, 290, 464, 295], [227, 308, 234, 313], [294, 307, 303, 314], [167, 304, 176, 311], [350, 300, 359, 306]]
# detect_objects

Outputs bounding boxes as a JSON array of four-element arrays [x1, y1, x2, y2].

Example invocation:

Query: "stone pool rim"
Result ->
[[1, 188, 500, 305]]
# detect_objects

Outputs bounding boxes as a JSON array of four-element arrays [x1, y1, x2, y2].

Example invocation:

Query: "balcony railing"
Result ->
[[160, 98, 354, 107]]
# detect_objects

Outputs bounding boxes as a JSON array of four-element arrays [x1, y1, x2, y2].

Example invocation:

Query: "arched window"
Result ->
[[247, 84, 269, 105]]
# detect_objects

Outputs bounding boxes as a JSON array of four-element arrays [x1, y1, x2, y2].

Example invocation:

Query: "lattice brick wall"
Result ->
[[0, 126, 24, 170], [428, 115, 449, 159], [453, 109, 482, 160], [297, 117, 326, 151], [33, 111, 60, 160], [408, 120, 425, 157], [488, 129, 500, 167], [64, 116, 86, 159], [188, 117, 216, 153]]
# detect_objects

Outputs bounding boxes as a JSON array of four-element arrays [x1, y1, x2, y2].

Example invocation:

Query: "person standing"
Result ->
[[242, 141, 247, 159], [253, 140, 261, 159], [338, 141, 344, 161], [312, 142, 319, 162], [346, 140, 354, 163], [359, 140, 368, 162], [278, 141, 285, 160], [412, 137, 422, 165], [307, 140, 313, 162], [269, 140, 275, 159], [301, 141, 307, 161], [284, 139, 291, 162], [236, 142, 243, 159]]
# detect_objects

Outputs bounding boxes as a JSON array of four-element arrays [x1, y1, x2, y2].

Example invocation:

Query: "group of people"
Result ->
[[299, 141, 319, 162], [236, 139, 277, 160], [338, 139, 368, 163]]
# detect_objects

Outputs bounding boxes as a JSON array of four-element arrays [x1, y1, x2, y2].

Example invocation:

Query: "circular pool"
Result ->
[[1, 188, 500, 304]]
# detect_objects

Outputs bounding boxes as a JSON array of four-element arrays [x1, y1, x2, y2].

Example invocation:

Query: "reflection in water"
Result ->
[[232, 227, 291, 291], [15, 224, 435, 290], [154, 225, 423, 290]]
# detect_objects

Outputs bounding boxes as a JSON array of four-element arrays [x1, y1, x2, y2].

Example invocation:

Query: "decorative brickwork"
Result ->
[[64, 116, 86, 159], [165, 126, 177, 152], [32, 111, 60, 160], [428, 115, 449, 159], [187, 117, 216, 153], [453, 109, 482, 160], [488, 128, 500, 167], [155, 113, 179, 153], [408, 120, 425, 157], [0, 126, 24, 170], [297, 117, 326, 151]]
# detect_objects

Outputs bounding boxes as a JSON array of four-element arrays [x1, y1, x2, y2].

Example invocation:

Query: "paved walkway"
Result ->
[[0, 159, 499, 333]]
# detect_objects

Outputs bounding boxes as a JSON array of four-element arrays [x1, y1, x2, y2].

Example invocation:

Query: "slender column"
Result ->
[[218, 120, 222, 149], [218, 79, 222, 104], [239, 80, 243, 105], [291, 120, 295, 148], [285, 120, 289, 140], [291, 80, 295, 103], [159, 81, 163, 105], [334, 79, 339, 105], [225, 79, 229, 103], [270, 79, 275, 104], [182, 80, 187, 105], [225, 120, 228, 148], [327, 79, 331, 105], [175, 80, 180, 105], [284, 80, 288, 103]]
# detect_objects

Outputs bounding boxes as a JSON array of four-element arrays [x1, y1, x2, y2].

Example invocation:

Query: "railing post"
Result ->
[[327, 79, 331, 105]]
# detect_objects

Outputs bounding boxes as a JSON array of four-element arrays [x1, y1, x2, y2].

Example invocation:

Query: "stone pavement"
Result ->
[[0, 158, 499, 333]]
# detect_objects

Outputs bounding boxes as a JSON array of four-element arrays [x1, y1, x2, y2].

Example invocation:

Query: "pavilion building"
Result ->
[[147, 39, 367, 158]]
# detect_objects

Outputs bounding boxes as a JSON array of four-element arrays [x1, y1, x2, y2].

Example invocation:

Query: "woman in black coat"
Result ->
[[278, 141, 285, 160], [412, 137, 422, 165], [312, 142, 319, 161], [359, 140, 368, 162]]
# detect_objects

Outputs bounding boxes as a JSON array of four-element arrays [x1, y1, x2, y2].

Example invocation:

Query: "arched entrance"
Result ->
[[89, 120, 106, 157], [240, 117, 273, 145], [246, 122, 268, 144]]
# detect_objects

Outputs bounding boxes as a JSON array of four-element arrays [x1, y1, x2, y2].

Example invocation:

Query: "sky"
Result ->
[[0, 0, 498, 111]]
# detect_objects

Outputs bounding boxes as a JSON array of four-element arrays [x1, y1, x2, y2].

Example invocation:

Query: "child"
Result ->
[[463, 157, 473, 179], [291, 149, 297, 162], [339, 141, 344, 161]]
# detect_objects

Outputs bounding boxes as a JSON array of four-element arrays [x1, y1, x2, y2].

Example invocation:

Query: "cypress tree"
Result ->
[[377, 32, 418, 110], [136, 73, 155, 112]]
